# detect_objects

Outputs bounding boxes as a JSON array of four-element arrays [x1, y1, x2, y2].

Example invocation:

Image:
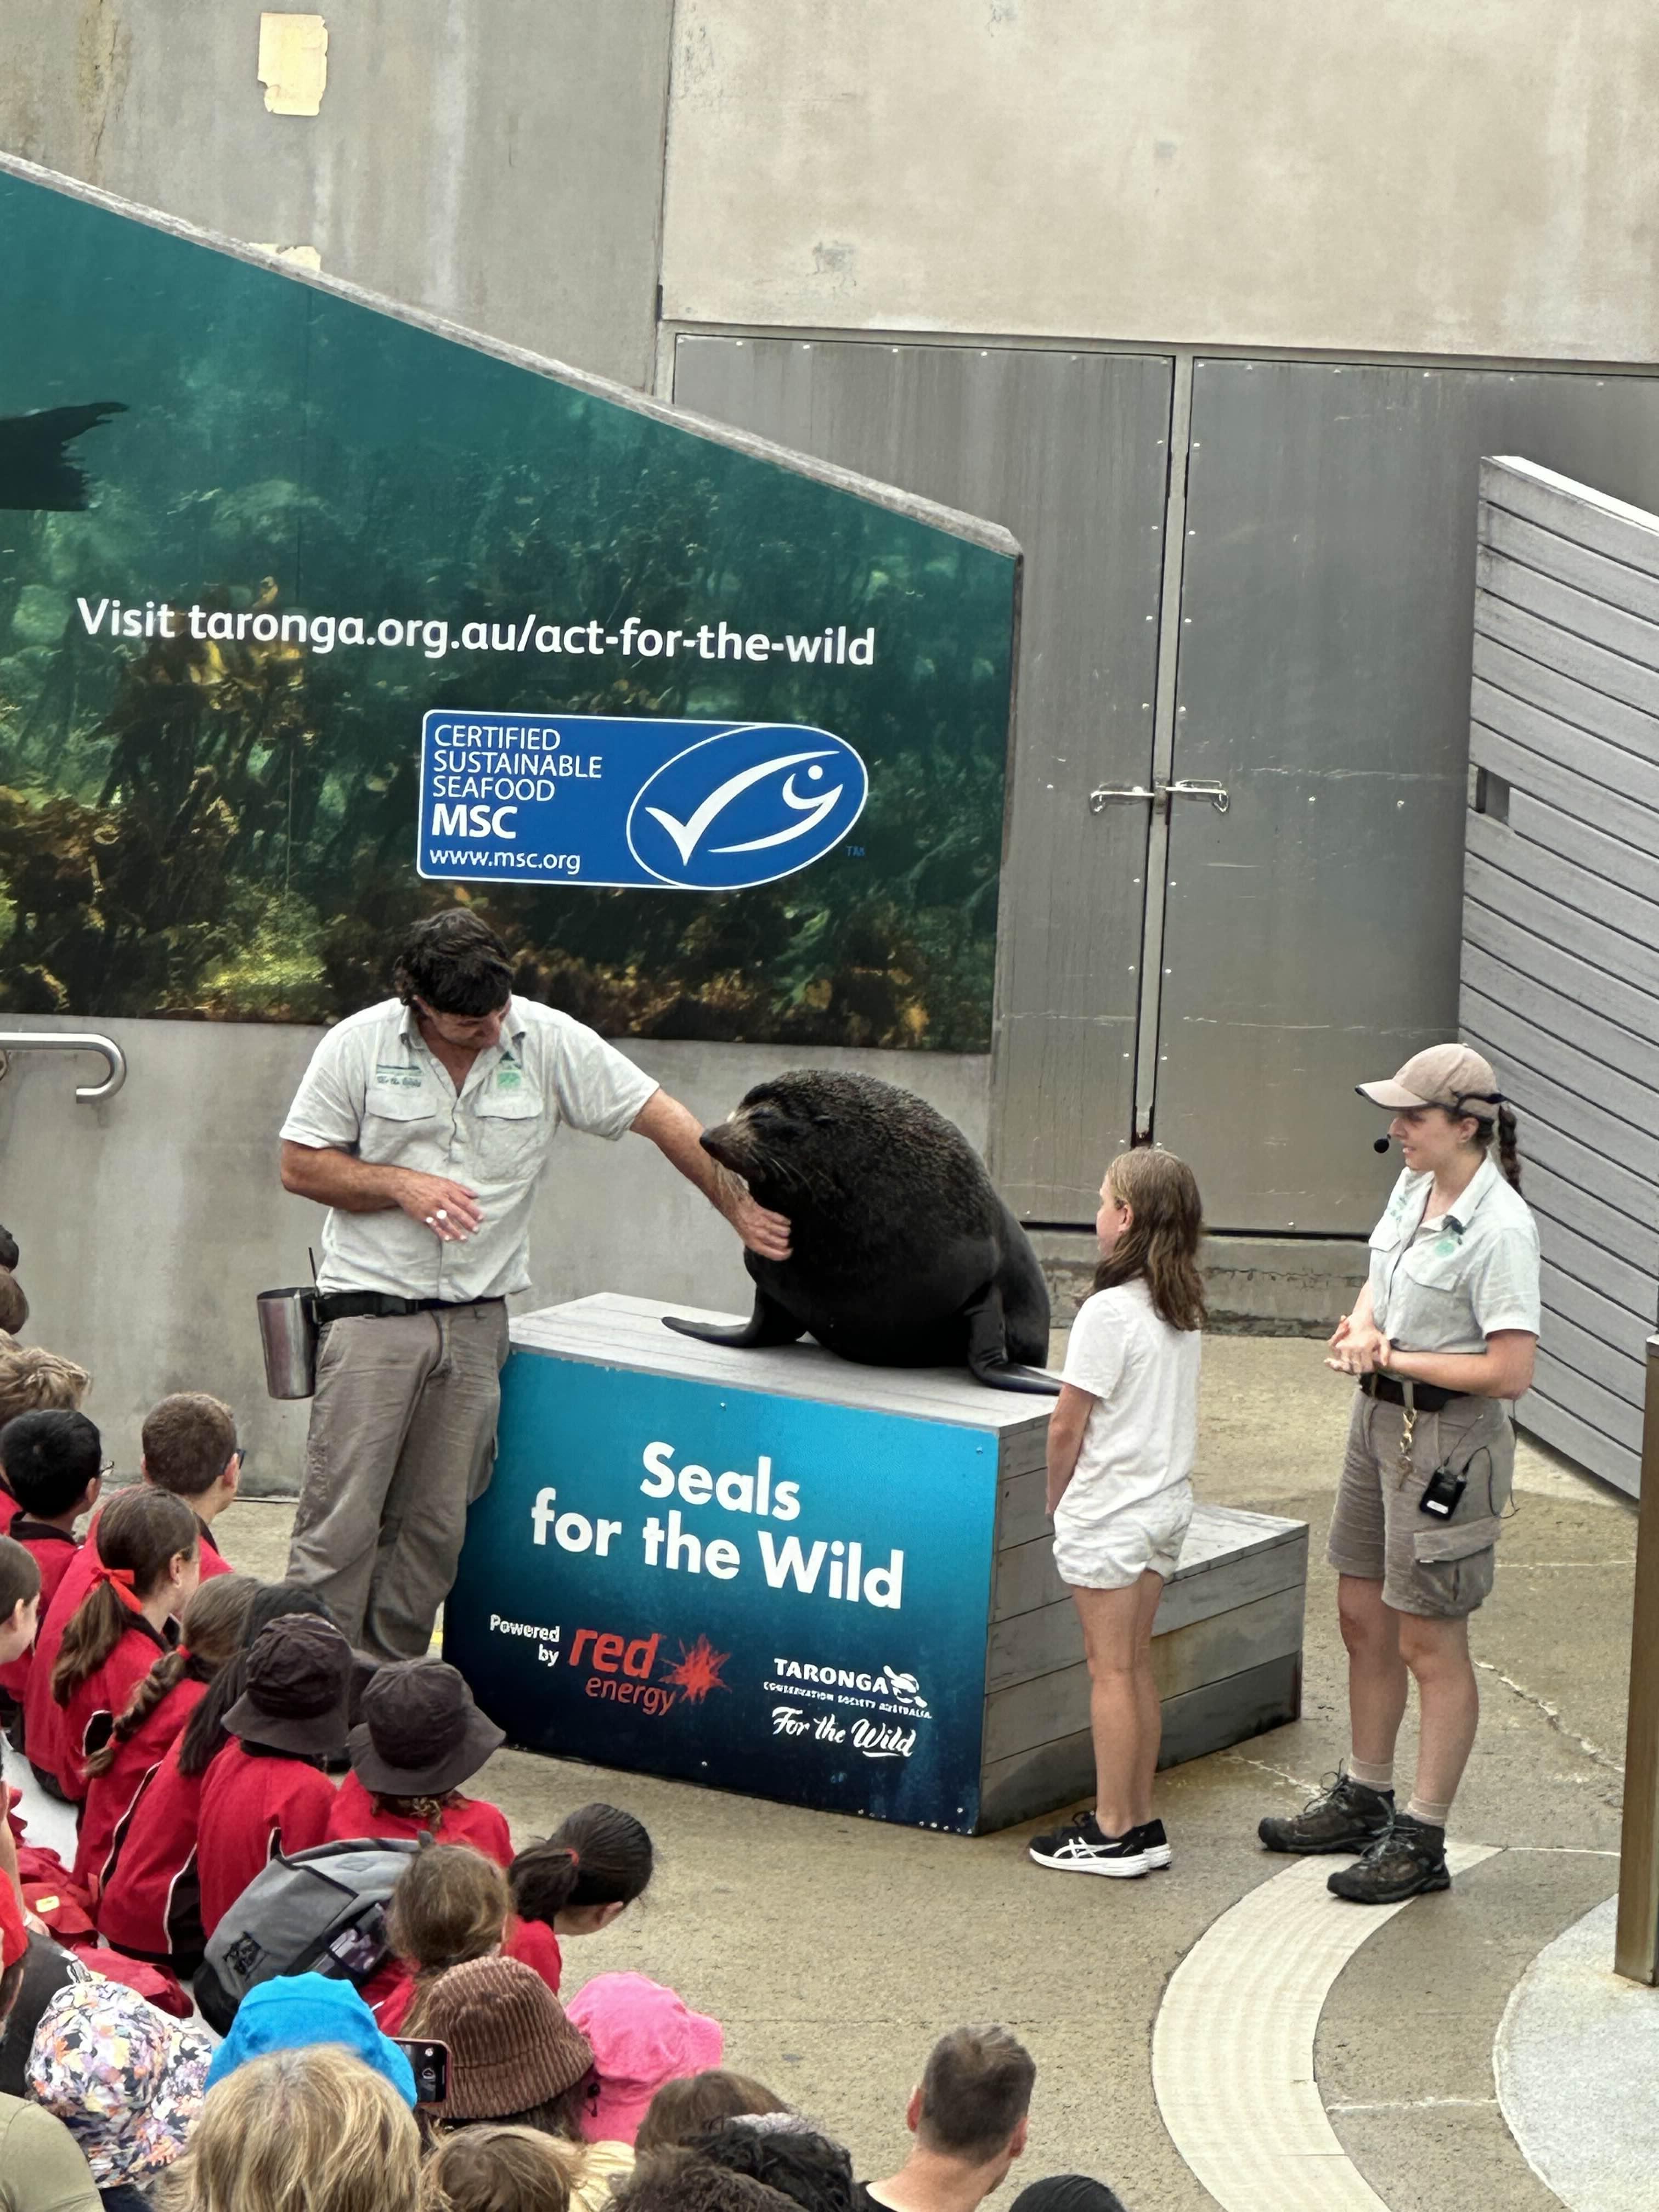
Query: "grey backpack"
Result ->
[[194, 1836, 421, 2033]]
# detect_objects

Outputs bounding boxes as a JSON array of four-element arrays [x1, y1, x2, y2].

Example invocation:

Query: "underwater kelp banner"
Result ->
[[0, 161, 1017, 1049]]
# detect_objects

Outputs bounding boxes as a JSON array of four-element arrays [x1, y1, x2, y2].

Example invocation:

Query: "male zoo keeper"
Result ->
[[279, 908, 789, 1660]]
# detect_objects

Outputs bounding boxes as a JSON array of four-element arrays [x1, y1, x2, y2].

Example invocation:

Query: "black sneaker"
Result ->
[[1327, 1814, 1451, 1904], [1258, 1770, 1394, 1855], [1136, 1819, 1171, 1870], [1029, 1812, 1149, 1877]]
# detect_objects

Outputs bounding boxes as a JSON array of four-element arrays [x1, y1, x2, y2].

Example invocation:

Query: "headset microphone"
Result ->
[[1373, 1136, 1391, 1154]]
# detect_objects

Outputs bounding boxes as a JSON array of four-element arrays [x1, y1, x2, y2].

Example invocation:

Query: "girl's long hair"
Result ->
[[165, 2045, 422, 2212], [51, 1486, 200, 1706], [177, 1580, 336, 1778], [388, 1843, 508, 2018], [82, 1573, 255, 1779], [1092, 1148, 1207, 1333]]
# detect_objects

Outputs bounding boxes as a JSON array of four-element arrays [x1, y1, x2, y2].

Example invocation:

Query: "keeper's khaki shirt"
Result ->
[[1367, 1158, 1541, 1356], [280, 996, 658, 1300]]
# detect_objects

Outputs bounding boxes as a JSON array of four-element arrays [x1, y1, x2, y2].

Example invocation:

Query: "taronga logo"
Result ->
[[626, 723, 867, 890]]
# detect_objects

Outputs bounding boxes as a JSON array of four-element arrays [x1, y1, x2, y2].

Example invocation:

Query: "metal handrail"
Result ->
[[0, 1030, 127, 1102]]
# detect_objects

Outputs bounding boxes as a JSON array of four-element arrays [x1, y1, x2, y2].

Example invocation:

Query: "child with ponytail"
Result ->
[[77, 1573, 254, 1898], [98, 1582, 340, 1966], [506, 1802, 656, 1994], [1029, 1147, 1205, 1882], [48, 1485, 201, 1803]]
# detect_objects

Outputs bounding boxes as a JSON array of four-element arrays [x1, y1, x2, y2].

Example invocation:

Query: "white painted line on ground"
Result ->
[[1152, 1844, 1499, 2212]]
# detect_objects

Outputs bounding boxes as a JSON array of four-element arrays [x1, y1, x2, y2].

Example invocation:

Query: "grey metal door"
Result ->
[[672, 338, 1174, 1220], [1155, 359, 1659, 1232]]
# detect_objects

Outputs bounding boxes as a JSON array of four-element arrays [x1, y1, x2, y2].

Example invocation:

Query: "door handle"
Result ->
[[1164, 778, 1230, 814], [1088, 786, 1159, 813], [1088, 781, 1230, 816]]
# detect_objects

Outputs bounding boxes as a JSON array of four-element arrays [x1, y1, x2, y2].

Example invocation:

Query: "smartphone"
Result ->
[[395, 2039, 450, 2106], [325, 1920, 388, 1978]]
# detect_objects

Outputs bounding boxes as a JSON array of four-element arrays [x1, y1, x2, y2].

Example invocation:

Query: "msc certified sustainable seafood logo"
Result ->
[[626, 724, 868, 890]]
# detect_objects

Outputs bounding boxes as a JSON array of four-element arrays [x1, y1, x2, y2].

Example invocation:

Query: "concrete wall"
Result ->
[[0, 0, 674, 388], [0, 1018, 988, 1496], [662, 0, 1659, 363]]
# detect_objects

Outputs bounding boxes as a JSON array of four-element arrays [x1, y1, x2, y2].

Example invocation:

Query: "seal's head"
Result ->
[[699, 1070, 973, 1226], [699, 1078, 841, 1205]]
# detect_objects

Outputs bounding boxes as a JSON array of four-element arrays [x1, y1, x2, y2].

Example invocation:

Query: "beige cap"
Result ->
[[1357, 1043, 1503, 1120]]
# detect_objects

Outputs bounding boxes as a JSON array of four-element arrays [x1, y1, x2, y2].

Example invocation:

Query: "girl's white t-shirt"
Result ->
[[1060, 1278, 1203, 1513]]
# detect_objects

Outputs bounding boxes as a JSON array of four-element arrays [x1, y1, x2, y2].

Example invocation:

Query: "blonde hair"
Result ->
[[1094, 1149, 1207, 1333], [163, 2046, 421, 2212], [0, 1341, 90, 1426], [421, 2126, 572, 2212]]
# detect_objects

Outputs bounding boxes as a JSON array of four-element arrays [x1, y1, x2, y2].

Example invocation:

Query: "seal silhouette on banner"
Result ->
[[419, 711, 867, 890]]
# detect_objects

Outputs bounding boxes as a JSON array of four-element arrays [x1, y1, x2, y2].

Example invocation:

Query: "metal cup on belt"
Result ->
[[257, 1287, 320, 1399]]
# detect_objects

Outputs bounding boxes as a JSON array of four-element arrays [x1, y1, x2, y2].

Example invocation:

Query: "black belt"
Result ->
[[315, 1292, 503, 1323], [1361, 1372, 1463, 1414]]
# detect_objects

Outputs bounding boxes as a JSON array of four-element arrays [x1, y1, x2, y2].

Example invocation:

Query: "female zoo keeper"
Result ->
[[1258, 1043, 1540, 1904]]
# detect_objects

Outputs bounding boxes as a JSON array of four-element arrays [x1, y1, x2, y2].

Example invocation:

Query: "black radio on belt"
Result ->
[[1419, 1462, 1468, 1520]]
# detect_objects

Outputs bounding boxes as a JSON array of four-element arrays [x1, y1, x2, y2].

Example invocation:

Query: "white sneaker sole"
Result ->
[[1143, 1847, 1172, 1870], [1028, 1845, 1150, 1877]]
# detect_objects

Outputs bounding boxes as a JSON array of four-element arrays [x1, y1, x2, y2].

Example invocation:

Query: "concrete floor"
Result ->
[[200, 1338, 1636, 2208]]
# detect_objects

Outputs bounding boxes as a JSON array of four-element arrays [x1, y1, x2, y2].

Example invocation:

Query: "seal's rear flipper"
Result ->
[[963, 1282, 1063, 1395], [663, 1289, 805, 1351]]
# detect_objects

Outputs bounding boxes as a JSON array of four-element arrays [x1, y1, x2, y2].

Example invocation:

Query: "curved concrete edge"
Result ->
[[1152, 1846, 1498, 2212], [1495, 1895, 1659, 2212]]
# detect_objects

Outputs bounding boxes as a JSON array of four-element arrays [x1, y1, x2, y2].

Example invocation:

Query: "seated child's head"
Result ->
[[420, 2125, 572, 2212], [1, 1408, 103, 1524], [141, 1392, 240, 1511], [0, 1344, 90, 1431], [386, 1842, 508, 1987], [636, 2072, 792, 2154], [509, 1802, 654, 1938], [0, 1533, 42, 1666]]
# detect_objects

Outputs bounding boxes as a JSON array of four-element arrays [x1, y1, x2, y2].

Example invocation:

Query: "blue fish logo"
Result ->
[[626, 723, 868, 890]]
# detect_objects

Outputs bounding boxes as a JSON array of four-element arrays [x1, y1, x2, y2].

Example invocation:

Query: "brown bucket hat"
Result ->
[[222, 1614, 354, 1756], [347, 1658, 505, 1797], [419, 1956, 594, 2120]]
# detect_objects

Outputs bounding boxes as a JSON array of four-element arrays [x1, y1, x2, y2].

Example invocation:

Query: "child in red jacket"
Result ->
[[26, 1392, 238, 1798], [77, 1572, 254, 1899], [325, 1658, 510, 1864], [98, 1584, 343, 1966], [0, 1410, 102, 1737], [505, 1801, 657, 1997], [196, 1613, 353, 1936], [49, 1486, 200, 1804]]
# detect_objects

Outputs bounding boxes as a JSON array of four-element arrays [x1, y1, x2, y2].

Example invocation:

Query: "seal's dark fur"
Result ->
[[664, 1071, 1058, 1393]]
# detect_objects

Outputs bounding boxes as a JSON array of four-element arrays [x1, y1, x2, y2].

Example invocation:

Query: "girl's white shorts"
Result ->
[[1053, 1480, 1194, 1592]]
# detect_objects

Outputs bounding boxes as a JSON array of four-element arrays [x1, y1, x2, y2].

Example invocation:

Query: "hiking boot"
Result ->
[[1327, 1813, 1451, 1904], [1136, 1819, 1171, 1870], [1257, 1770, 1394, 1855], [1029, 1812, 1149, 1878]]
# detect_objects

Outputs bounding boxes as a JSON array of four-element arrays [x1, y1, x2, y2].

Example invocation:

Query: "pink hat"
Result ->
[[565, 1972, 723, 2145]]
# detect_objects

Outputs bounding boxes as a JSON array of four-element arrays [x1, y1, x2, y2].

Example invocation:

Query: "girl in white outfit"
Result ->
[[1030, 1149, 1204, 1879]]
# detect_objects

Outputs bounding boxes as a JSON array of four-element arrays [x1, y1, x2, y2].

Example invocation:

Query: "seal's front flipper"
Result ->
[[663, 1289, 805, 1351], [963, 1283, 1063, 1396]]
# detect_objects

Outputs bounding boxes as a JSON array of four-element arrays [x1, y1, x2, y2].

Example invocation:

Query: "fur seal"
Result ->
[[664, 1070, 1059, 1394]]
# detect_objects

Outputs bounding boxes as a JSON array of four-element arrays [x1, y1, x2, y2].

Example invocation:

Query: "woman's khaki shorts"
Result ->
[[1325, 1391, 1514, 1619]]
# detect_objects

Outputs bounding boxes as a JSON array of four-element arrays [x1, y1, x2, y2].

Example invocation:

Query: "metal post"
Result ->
[[1615, 1333, 1659, 1984]]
